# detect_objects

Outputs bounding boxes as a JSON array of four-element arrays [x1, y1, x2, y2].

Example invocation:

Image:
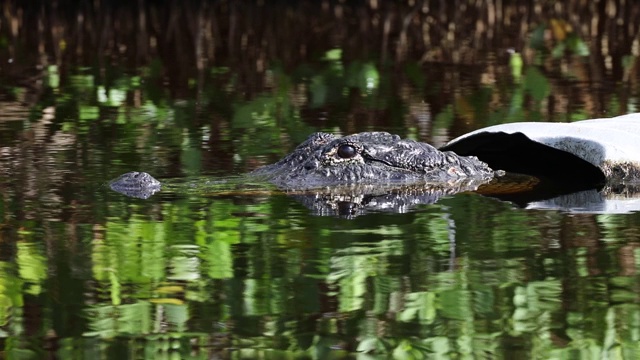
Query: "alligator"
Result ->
[[110, 131, 496, 197], [109, 132, 499, 216]]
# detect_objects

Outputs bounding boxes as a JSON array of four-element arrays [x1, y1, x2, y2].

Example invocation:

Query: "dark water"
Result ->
[[2, 1, 640, 358]]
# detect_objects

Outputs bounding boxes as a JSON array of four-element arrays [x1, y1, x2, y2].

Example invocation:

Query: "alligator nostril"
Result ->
[[304, 160, 319, 170]]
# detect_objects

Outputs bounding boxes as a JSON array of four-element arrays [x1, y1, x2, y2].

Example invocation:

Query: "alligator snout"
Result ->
[[304, 159, 320, 170]]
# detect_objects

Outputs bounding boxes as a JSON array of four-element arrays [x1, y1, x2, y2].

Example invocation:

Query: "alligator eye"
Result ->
[[337, 144, 358, 159]]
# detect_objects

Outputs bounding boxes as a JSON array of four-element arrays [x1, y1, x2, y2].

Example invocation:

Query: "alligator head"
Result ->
[[250, 132, 495, 189]]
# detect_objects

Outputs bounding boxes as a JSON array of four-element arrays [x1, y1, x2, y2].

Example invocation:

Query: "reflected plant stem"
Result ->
[[446, 214, 457, 271]]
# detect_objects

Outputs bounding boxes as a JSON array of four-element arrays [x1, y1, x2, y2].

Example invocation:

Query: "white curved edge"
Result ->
[[446, 113, 640, 168]]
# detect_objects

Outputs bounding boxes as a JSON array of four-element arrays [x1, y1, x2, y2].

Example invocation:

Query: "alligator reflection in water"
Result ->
[[293, 178, 640, 217], [293, 176, 640, 217], [284, 179, 488, 217]]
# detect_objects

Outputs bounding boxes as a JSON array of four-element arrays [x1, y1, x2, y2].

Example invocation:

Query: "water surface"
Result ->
[[1, 1, 640, 358]]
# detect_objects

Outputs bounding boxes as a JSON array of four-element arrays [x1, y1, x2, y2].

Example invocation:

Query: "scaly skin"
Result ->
[[250, 132, 495, 189]]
